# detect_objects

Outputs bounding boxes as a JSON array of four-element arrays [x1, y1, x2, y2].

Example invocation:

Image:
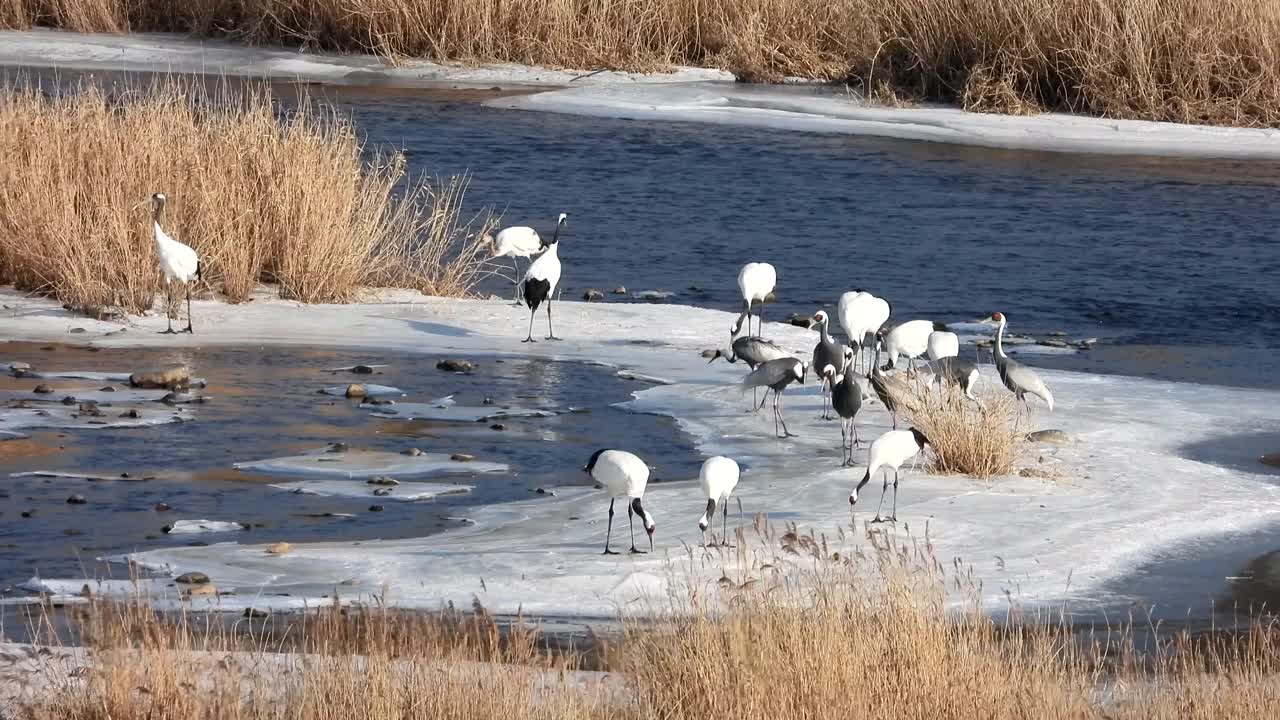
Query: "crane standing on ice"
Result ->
[[985, 311, 1055, 412], [585, 449, 656, 555], [850, 427, 930, 523], [697, 455, 740, 547], [521, 214, 567, 342], [486, 219, 553, 303], [736, 262, 776, 336], [150, 193, 201, 334]]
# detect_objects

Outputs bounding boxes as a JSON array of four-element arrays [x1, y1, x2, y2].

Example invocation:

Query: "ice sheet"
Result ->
[[372, 402, 562, 422], [269, 479, 474, 501], [235, 448, 507, 478], [319, 383, 403, 397], [492, 83, 1280, 160], [5, 288, 1278, 620], [0, 404, 188, 432], [163, 520, 249, 534]]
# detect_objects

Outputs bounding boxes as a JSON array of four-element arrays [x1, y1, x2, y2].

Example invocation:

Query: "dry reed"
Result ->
[[4, 1, 1280, 126], [903, 379, 1023, 478], [14, 537, 1280, 719], [0, 78, 494, 314]]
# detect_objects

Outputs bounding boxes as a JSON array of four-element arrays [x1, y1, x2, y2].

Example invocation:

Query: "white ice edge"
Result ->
[[269, 479, 474, 501], [3, 287, 1279, 620], [489, 83, 1280, 160], [163, 519, 248, 535], [2, 30, 1276, 160], [234, 448, 507, 478], [319, 383, 403, 397]]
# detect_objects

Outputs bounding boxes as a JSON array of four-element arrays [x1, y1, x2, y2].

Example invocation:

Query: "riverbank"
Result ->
[[4, 288, 1278, 621], [5, 29, 1280, 160]]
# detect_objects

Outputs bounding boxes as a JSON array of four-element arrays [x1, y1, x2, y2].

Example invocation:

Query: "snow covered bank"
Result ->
[[0, 29, 730, 89], [490, 83, 1280, 160], [3, 30, 1279, 159], [3, 287, 1279, 619]]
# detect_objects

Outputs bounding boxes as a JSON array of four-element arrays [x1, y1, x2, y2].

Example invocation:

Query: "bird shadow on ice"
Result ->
[[393, 318, 473, 338], [1177, 430, 1280, 477]]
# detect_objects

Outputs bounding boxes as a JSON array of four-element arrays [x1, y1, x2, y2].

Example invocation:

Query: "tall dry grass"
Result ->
[[14, 536, 1280, 719], [4, 1, 1280, 125], [0, 78, 494, 314], [904, 380, 1024, 478]]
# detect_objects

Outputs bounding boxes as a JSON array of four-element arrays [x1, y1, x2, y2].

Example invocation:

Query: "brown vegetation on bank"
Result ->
[[0, 79, 493, 314], [3, 1, 1280, 126]]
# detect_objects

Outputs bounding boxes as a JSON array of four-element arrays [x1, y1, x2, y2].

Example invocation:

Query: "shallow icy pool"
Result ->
[[0, 342, 700, 595]]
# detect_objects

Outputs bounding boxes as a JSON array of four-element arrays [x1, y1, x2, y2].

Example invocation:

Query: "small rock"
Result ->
[[1050, 331, 1067, 337], [78, 401, 102, 416], [344, 384, 367, 399], [60, 396, 78, 405], [583, 289, 605, 302], [120, 409, 142, 419], [482, 397, 495, 405], [787, 313, 813, 328], [129, 365, 191, 389], [266, 542, 293, 555], [9, 362, 31, 373], [69, 327, 86, 334], [633, 290, 674, 303], [350, 365, 375, 375], [1026, 429, 1071, 445], [368, 505, 385, 512], [611, 286, 627, 295], [175, 572, 210, 585], [1261, 453, 1280, 469], [63, 528, 82, 536], [1039, 339, 1070, 348], [66, 494, 87, 505], [154, 502, 172, 512], [489, 423, 505, 431], [372, 488, 393, 497], [1078, 338, 1099, 348], [1019, 467, 1055, 479], [243, 608, 269, 619], [99, 386, 116, 392], [534, 488, 555, 496], [328, 442, 348, 453], [436, 359, 475, 373], [20, 510, 35, 518], [367, 476, 400, 486], [401, 448, 422, 456], [450, 453, 474, 462], [362, 397, 394, 406]]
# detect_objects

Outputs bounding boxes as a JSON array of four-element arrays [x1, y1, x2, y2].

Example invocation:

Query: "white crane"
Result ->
[[584, 448, 655, 555], [520, 214, 566, 343], [985, 311, 1055, 412], [737, 262, 776, 336], [741, 357, 806, 438], [487, 217, 559, 303], [150, 194, 201, 334], [830, 347, 863, 466], [926, 330, 959, 362], [809, 310, 847, 420], [850, 427, 930, 523], [838, 290, 890, 373], [697, 455, 740, 547], [882, 320, 939, 372]]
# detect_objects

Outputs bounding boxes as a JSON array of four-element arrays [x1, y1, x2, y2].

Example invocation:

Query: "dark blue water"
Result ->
[[321, 86, 1280, 385], [0, 342, 699, 591]]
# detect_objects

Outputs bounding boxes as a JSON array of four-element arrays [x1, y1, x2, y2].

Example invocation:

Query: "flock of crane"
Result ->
[[488, 219, 1058, 553], [152, 200, 1058, 554]]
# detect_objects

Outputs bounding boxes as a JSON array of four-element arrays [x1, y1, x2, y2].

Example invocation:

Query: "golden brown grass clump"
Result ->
[[14, 541, 1280, 720], [4, 1, 1280, 125], [0, 78, 493, 315], [902, 379, 1023, 478]]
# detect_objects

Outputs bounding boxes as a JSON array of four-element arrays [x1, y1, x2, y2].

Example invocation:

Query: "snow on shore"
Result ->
[[4, 29, 1280, 159], [3, 288, 1279, 620]]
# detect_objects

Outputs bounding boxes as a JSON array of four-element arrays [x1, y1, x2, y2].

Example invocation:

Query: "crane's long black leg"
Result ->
[[627, 503, 645, 554], [602, 499, 618, 555], [523, 308, 536, 343], [890, 469, 899, 522], [546, 299, 560, 341], [511, 258, 523, 305], [183, 283, 194, 333], [720, 499, 731, 547], [777, 392, 796, 438], [840, 419, 848, 465], [872, 472, 889, 523], [160, 282, 176, 334], [759, 300, 766, 334]]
